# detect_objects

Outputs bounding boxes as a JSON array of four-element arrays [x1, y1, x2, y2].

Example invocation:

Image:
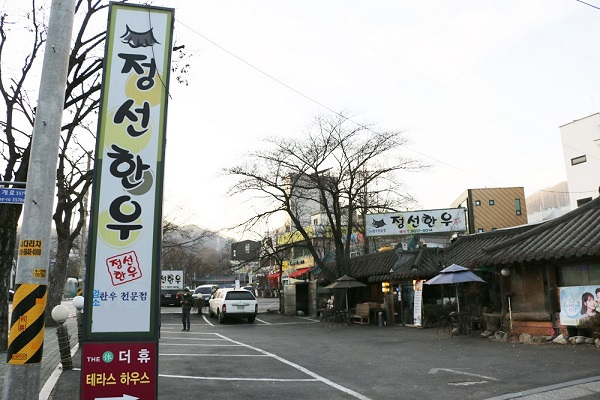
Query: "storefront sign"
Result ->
[[161, 270, 184, 290], [84, 3, 173, 339], [366, 208, 467, 237], [81, 341, 157, 399]]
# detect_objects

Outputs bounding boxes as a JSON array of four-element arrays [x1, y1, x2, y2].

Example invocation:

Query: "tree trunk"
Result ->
[[45, 227, 72, 327]]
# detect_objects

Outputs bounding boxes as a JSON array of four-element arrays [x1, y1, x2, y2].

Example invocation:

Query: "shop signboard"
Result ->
[[83, 2, 173, 338], [81, 341, 157, 399], [161, 270, 184, 290], [366, 208, 467, 237]]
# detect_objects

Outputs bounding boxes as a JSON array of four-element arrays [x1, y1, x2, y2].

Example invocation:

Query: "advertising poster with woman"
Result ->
[[559, 286, 600, 326]]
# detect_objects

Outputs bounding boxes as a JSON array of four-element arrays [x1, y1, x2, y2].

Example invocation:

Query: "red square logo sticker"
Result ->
[[106, 251, 142, 286]]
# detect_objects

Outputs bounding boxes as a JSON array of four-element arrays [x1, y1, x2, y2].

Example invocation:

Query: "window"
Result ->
[[556, 263, 600, 286], [475, 200, 481, 206], [226, 291, 255, 300], [571, 155, 587, 166], [489, 200, 495, 206], [515, 198, 522, 216]]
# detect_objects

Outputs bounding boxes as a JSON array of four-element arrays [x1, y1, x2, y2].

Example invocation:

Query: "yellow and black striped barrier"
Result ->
[[7, 283, 47, 364], [76, 288, 83, 297]]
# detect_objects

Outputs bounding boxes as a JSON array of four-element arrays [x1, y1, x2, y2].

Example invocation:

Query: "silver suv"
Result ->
[[209, 288, 257, 323]]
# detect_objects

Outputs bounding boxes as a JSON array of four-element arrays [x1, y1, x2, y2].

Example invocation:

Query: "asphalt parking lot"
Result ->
[[48, 306, 600, 400]]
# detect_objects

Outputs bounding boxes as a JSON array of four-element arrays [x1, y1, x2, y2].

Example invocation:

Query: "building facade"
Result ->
[[451, 187, 528, 234], [560, 113, 600, 210]]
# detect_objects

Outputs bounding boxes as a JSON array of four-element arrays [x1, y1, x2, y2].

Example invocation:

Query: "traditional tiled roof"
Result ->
[[317, 196, 600, 282], [370, 247, 447, 282], [444, 224, 538, 268], [474, 196, 600, 266]]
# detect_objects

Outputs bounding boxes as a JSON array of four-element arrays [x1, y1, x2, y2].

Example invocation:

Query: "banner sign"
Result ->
[[81, 341, 157, 399], [161, 270, 184, 290], [559, 285, 600, 326], [413, 280, 423, 327], [84, 3, 174, 339], [365, 208, 467, 237]]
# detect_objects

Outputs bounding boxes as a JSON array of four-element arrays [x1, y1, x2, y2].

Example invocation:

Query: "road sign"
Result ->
[[81, 341, 157, 399], [0, 188, 25, 204]]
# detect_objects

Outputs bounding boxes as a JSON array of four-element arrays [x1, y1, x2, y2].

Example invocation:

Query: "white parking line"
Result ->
[[160, 374, 319, 382], [161, 353, 270, 357], [211, 333, 372, 400], [161, 343, 243, 347], [158, 332, 371, 399]]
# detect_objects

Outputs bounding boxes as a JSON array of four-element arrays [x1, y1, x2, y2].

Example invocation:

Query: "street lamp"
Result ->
[[51, 304, 73, 370], [73, 295, 84, 346]]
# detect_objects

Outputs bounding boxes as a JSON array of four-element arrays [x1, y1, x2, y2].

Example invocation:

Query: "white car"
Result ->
[[209, 288, 257, 323]]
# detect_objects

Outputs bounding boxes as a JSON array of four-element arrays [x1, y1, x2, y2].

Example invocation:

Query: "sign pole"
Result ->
[[2, 1, 76, 399]]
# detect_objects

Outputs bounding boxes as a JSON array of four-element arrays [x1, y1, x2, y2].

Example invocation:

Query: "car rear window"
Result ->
[[225, 291, 255, 301], [195, 287, 212, 294]]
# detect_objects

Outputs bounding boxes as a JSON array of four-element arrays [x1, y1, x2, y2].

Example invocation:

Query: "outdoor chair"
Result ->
[[468, 306, 485, 334], [436, 314, 452, 335], [352, 303, 370, 325]]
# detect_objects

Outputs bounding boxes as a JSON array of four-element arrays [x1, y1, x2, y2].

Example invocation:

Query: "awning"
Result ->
[[289, 267, 312, 279], [267, 272, 281, 287]]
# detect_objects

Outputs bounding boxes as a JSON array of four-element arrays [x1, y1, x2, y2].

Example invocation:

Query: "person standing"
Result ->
[[181, 287, 194, 331]]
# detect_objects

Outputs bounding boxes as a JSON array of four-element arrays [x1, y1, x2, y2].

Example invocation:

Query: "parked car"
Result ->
[[160, 289, 182, 306], [208, 288, 257, 323], [241, 286, 257, 296], [192, 284, 218, 313]]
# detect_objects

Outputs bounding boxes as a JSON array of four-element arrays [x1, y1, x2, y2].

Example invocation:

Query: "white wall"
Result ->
[[560, 113, 600, 210]]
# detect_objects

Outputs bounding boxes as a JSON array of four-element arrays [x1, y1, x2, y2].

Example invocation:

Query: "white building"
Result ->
[[560, 113, 600, 210]]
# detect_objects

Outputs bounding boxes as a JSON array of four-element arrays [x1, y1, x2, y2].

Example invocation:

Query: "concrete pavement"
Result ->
[[3, 300, 600, 399]]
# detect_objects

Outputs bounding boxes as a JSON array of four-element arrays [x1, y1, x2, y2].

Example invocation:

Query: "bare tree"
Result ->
[[0, 0, 47, 351], [45, 0, 106, 326], [0, 0, 191, 343], [162, 218, 219, 285], [225, 112, 423, 281]]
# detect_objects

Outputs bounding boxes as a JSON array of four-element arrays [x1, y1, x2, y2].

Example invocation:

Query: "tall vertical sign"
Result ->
[[82, 3, 173, 399]]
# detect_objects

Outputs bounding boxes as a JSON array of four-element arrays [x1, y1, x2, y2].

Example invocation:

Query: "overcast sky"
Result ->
[[9, 1, 599, 240], [160, 1, 600, 239]]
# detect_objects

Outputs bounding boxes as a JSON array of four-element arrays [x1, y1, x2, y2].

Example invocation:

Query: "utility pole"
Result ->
[[3, 1, 76, 399]]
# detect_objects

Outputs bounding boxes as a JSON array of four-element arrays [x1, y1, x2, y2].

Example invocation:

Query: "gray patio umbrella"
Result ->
[[324, 275, 366, 310], [424, 264, 485, 312]]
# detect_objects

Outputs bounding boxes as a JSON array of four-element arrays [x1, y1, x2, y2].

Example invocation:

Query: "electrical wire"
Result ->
[[172, 6, 596, 199]]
